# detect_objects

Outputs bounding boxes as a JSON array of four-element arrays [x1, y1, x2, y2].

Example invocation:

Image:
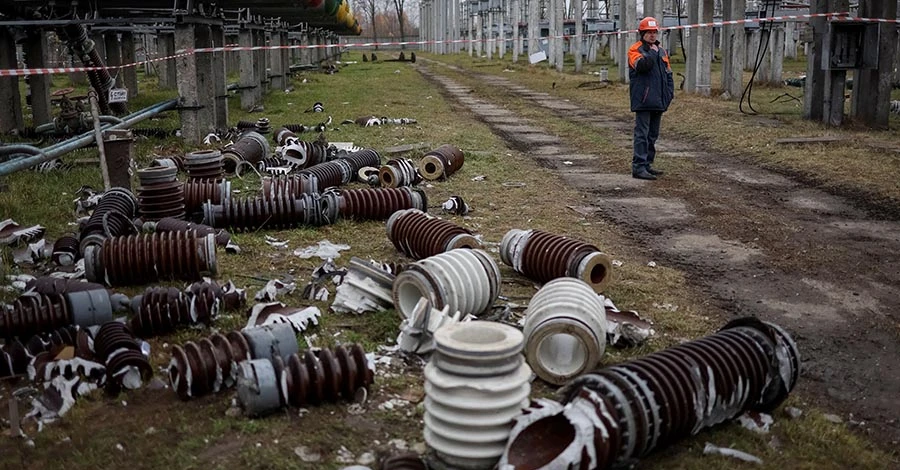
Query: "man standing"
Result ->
[[628, 17, 674, 180]]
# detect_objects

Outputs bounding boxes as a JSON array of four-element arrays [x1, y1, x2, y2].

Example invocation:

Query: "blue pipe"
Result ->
[[0, 99, 178, 177]]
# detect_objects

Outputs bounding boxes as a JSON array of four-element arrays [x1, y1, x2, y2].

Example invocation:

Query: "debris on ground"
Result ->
[[293, 240, 351, 259], [703, 443, 764, 465]]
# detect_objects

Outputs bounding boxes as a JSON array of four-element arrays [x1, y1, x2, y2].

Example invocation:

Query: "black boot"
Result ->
[[632, 169, 657, 180], [648, 167, 664, 176]]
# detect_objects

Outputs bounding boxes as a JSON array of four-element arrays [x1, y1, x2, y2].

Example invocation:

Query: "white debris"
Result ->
[[331, 258, 395, 314], [611, 259, 624, 267], [245, 303, 321, 333], [356, 452, 377, 465], [388, 439, 409, 451], [703, 443, 763, 465], [294, 445, 322, 462], [647, 261, 657, 268], [335, 446, 355, 463], [294, 240, 351, 259], [264, 235, 289, 249], [116, 443, 125, 452], [785, 407, 803, 419], [738, 412, 773, 434], [254, 279, 296, 302], [823, 413, 843, 424]]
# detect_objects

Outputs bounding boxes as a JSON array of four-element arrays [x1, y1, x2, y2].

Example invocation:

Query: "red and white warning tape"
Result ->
[[0, 12, 896, 77]]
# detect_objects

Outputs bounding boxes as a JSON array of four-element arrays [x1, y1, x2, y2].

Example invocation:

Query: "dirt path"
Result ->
[[417, 62, 900, 447]]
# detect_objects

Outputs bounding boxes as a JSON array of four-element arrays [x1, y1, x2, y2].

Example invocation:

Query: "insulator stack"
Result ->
[[79, 187, 139, 253], [419, 144, 464, 180], [1, 289, 113, 340], [299, 159, 353, 189], [150, 155, 185, 171], [275, 127, 297, 145], [382, 453, 427, 470], [136, 166, 185, 221], [500, 318, 801, 470], [203, 193, 327, 231], [386, 208, 481, 259], [222, 131, 270, 175], [235, 120, 257, 130], [128, 281, 222, 338], [52, 235, 81, 266], [424, 322, 531, 470], [392, 249, 500, 319], [151, 217, 232, 247], [84, 232, 218, 286], [236, 343, 374, 416], [0, 325, 81, 378], [282, 139, 330, 169], [183, 179, 231, 217], [169, 323, 298, 400], [500, 229, 612, 294], [93, 321, 153, 392], [262, 174, 319, 199], [255, 117, 271, 134], [341, 148, 382, 177], [380, 158, 422, 188], [333, 187, 428, 221], [184, 150, 225, 180]]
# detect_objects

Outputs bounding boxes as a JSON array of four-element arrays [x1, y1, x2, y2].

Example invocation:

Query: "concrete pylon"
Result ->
[[176, 20, 217, 144], [104, 33, 124, 89], [158, 33, 177, 89], [554, 0, 564, 71], [720, 0, 746, 100], [25, 29, 52, 126], [850, 0, 898, 128], [803, 0, 849, 126], [121, 31, 138, 97], [528, 0, 539, 59], [574, 0, 582, 72], [210, 24, 228, 132], [512, 0, 520, 62], [0, 28, 24, 133], [684, 0, 713, 94], [617, 0, 637, 83], [239, 28, 257, 110]]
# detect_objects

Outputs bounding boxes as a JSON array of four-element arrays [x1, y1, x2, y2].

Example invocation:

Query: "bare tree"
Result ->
[[392, 0, 408, 48], [354, 0, 381, 48]]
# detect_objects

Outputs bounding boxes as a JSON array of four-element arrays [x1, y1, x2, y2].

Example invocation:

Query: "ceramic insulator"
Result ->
[[183, 179, 230, 217], [299, 159, 353, 189], [184, 149, 225, 180], [152, 217, 232, 247], [202, 193, 327, 231], [419, 144, 464, 181], [337, 187, 428, 221], [136, 166, 185, 221], [500, 229, 612, 293], [222, 131, 271, 175], [129, 281, 222, 338], [93, 321, 153, 392], [51, 235, 80, 266], [523, 278, 608, 385], [262, 174, 319, 200], [379, 158, 421, 188], [79, 187, 139, 253], [83, 232, 217, 286], [387, 208, 481, 260]]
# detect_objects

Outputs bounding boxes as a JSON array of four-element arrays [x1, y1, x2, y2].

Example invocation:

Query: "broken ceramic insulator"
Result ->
[[275, 127, 297, 145], [51, 235, 80, 266], [222, 131, 271, 175], [93, 321, 153, 392], [24, 277, 106, 295], [168, 323, 297, 400], [79, 187, 139, 253], [128, 281, 223, 338], [255, 117, 271, 134], [83, 232, 218, 286], [331, 187, 428, 221], [184, 149, 225, 180], [150, 155, 185, 171], [183, 179, 231, 217], [419, 144, 464, 181], [341, 149, 382, 178], [238, 343, 373, 416], [203, 193, 327, 231], [1, 289, 114, 340], [379, 158, 422, 188], [331, 257, 396, 315], [150, 217, 231, 247], [397, 298, 467, 354], [0, 325, 82, 378], [282, 139, 329, 169], [262, 174, 320, 200], [235, 120, 257, 130], [500, 229, 612, 293], [523, 278, 608, 385], [136, 166, 185, 221], [500, 318, 800, 470], [424, 322, 531, 470], [299, 159, 354, 189], [387, 208, 481, 260], [393, 248, 500, 319]]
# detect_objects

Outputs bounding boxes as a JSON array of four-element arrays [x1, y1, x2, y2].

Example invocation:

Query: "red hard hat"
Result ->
[[639, 17, 660, 32]]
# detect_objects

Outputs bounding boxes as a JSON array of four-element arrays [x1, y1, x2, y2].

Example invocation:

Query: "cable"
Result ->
[[739, 1, 777, 115]]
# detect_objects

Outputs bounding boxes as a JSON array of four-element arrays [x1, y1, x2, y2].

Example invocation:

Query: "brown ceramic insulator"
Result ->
[[104, 348, 153, 392], [203, 193, 324, 231], [299, 159, 353, 189], [0, 294, 72, 340], [341, 149, 382, 176], [516, 319, 802, 469], [275, 127, 297, 145], [282, 123, 306, 133], [154, 217, 231, 247], [235, 120, 257, 129], [520, 231, 595, 282], [281, 344, 373, 407], [379, 158, 421, 188], [92, 321, 142, 362], [222, 131, 270, 174], [79, 187, 139, 252], [419, 144, 464, 180], [168, 330, 251, 400], [255, 117, 271, 134], [258, 157, 291, 173], [340, 188, 424, 221], [183, 179, 229, 217], [137, 179, 185, 221], [283, 140, 330, 168], [129, 282, 223, 338], [0, 325, 82, 378], [184, 150, 225, 181], [25, 277, 105, 295], [262, 174, 319, 200], [381, 452, 427, 470], [150, 155, 185, 171], [387, 209, 481, 260], [86, 232, 217, 286], [52, 235, 81, 265]]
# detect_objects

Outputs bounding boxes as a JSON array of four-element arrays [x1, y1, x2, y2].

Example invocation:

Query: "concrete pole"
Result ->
[[554, 0, 564, 71], [121, 31, 138, 97], [574, 0, 583, 72], [783, 21, 798, 59], [499, 0, 506, 58], [175, 21, 216, 144], [453, 0, 460, 53], [512, 0, 521, 62], [91, 31, 106, 62], [487, 10, 494, 60], [24, 29, 52, 126], [745, 28, 760, 72], [469, 8, 475, 56], [300, 32, 310, 65], [803, 0, 849, 126], [643, 0, 664, 48], [210, 24, 228, 131], [104, 33, 124, 89], [158, 33, 177, 89], [0, 29, 24, 133], [529, 0, 539, 59], [256, 29, 267, 98], [548, 0, 556, 65], [720, 0, 746, 100], [238, 29, 257, 110], [684, 0, 713, 94], [850, 0, 898, 128], [270, 31, 285, 90], [766, 24, 785, 84], [618, 0, 637, 82]]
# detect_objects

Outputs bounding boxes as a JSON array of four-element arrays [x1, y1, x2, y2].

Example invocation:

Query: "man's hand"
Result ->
[[650, 44, 659, 52]]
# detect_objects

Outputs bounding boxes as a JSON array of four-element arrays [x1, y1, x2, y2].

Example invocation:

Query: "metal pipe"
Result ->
[[0, 144, 45, 156], [0, 99, 178, 177]]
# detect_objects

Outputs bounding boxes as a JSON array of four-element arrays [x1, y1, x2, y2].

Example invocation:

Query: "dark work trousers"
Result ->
[[632, 110, 663, 173]]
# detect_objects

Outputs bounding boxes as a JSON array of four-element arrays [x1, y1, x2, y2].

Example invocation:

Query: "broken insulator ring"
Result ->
[[169, 329, 251, 400], [419, 144, 464, 181], [379, 158, 422, 188], [386, 208, 481, 260], [79, 187, 139, 254], [222, 131, 270, 175], [500, 228, 612, 293]]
